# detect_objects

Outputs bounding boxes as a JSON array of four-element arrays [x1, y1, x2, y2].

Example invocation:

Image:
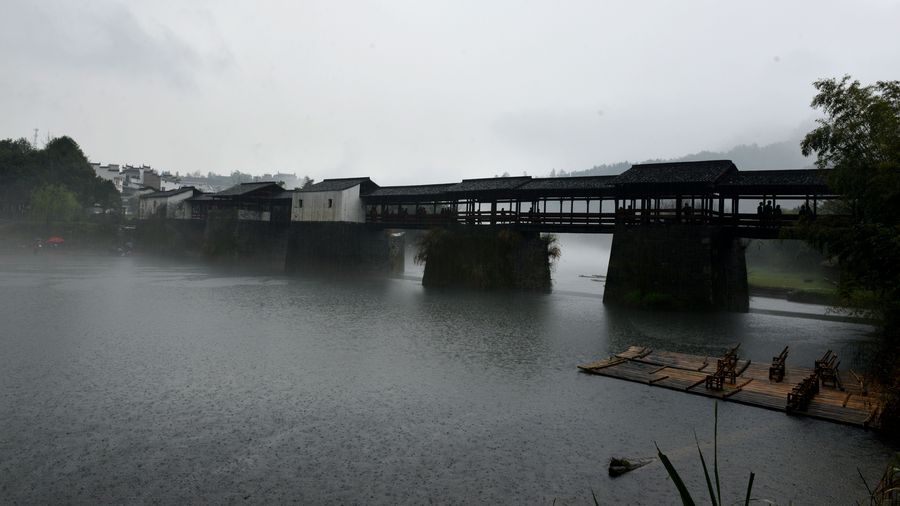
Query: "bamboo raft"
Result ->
[[578, 346, 881, 429]]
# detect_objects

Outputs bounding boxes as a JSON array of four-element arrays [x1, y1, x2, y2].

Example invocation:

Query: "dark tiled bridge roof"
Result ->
[[141, 187, 198, 199], [717, 169, 830, 194], [300, 177, 377, 193], [358, 161, 835, 205], [367, 183, 457, 200], [514, 176, 616, 197], [216, 182, 283, 197], [445, 176, 532, 194], [613, 160, 737, 185]]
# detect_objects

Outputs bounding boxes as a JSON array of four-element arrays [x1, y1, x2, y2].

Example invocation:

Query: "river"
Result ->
[[0, 235, 895, 504]]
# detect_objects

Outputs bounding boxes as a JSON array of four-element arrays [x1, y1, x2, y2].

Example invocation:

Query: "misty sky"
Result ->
[[2, 1, 898, 184]]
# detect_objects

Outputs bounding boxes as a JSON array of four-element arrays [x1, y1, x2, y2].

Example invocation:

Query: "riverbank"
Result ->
[[0, 218, 130, 254], [747, 266, 837, 305]]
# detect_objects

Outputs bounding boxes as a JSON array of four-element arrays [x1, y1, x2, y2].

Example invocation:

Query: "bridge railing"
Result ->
[[365, 208, 820, 231], [368, 210, 622, 227], [457, 210, 619, 226]]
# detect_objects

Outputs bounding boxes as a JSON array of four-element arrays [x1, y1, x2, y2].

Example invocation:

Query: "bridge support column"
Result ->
[[603, 225, 748, 312], [419, 227, 552, 291]]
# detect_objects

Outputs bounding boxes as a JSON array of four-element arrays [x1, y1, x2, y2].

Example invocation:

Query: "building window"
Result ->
[[328, 198, 333, 208], [298, 199, 303, 208]]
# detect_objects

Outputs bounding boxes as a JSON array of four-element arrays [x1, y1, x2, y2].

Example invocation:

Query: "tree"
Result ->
[[30, 184, 80, 224], [802, 76, 900, 224], [0, 135, 120, 214], [800, 76, 900, 427], [800, 77, 900, 320]]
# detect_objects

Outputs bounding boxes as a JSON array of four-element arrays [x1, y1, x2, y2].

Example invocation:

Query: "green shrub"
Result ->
[[624, 290, 676, 309]]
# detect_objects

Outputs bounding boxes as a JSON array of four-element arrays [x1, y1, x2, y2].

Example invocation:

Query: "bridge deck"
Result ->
[[578, 346, 881, 428]]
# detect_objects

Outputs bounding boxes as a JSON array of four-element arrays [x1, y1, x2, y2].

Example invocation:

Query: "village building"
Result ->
[[187, 182, 292, 222], [123, 187, 156, 216], [142, 171, 161, 191], [159, 173, 183, 191], [91, 163, 124, 193], [292, 177, 378, 223], [114, 165, 157, 190], [138, 187, 202, 220]]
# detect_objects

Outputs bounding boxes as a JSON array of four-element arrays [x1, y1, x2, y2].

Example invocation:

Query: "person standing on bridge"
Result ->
[[682, 202, 693, 223], [799, 202, 812, 221]]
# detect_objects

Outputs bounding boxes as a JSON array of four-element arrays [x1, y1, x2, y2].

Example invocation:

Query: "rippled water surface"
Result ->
[[0, 248, 895, 504]]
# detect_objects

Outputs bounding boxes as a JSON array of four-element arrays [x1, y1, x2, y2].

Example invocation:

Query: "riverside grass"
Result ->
[[653, 404, 896, 505], [747, 266, 836, 295], [655, 403, 755, 506]]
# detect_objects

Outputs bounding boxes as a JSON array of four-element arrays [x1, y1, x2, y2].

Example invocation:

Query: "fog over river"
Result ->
[[1, 235, 895, 504]]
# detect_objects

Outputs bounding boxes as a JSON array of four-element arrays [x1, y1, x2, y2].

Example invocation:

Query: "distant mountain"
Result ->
[[556, 139, 813, 178]]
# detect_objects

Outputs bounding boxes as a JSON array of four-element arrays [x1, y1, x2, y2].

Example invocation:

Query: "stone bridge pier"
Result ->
[[417, 227, 554, 291], [603, 225, 749, 312], [285, 222, 404, 274]]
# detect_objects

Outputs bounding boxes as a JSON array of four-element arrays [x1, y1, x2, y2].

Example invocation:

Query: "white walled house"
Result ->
[[292, 178, 378, 223], [160, 177, 183, 191], [91, 163, 124, 192], [138, 187, 200, 220]]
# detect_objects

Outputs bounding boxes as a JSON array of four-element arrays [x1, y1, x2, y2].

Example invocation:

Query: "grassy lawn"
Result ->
[[747, 266, 837, 295]]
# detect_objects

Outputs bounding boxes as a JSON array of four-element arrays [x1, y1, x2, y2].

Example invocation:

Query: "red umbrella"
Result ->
[[46, 236, 65, 244]]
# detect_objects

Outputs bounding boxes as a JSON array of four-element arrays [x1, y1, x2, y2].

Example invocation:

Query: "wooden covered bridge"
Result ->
[[361, 160, 837, 238], [145, 160, 839, 311]]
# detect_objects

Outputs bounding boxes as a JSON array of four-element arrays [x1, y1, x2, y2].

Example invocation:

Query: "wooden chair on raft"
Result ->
[[769, 346, 789, 382], [815, 350, 843, 390], [786, 372, 820, 412], [705, 344, 741, 391]]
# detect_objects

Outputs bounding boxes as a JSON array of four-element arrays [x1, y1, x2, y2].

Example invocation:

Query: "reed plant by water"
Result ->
[[861, 453, 900, 506], [654, 403, 755, 506]]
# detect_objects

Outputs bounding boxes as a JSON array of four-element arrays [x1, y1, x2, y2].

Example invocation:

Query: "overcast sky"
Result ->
[[2, 0, 898, 184]]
